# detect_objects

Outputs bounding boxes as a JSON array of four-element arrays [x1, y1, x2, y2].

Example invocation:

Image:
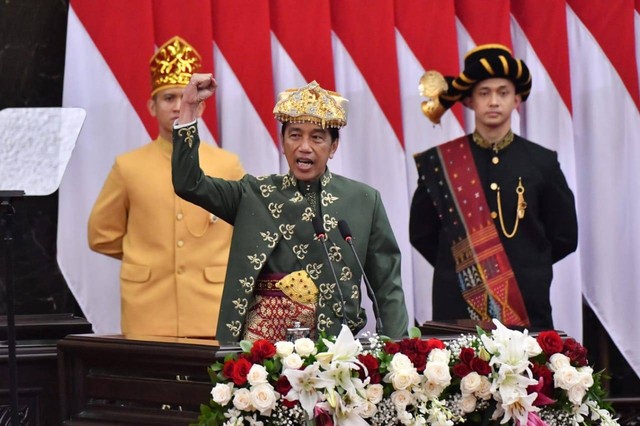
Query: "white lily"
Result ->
[[316, 324, 363, 369], [283, 362, 333, 418]]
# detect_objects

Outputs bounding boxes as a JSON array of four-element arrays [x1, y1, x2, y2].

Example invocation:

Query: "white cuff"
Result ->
[[173, 119, 197, 129]]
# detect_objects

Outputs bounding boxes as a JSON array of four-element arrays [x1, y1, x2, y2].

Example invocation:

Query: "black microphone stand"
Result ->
[[338, 220, 384, 335], [1, 190, 24, 426]]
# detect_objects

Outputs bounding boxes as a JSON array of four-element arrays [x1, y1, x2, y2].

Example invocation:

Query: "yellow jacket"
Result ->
[[88, 136, 245, 337]]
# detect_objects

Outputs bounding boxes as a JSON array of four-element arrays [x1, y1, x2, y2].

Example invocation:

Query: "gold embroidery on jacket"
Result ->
[[318, 282, 336, 305], [227, 321, 242, 337], [279, 224, 295, 240], [302, 207, 314, 222], [239, 277, 255, 294], [248, 253, 267, 270], [233, 298, 248, 315], [260, 184, 276, 197], [323, 215, 338, 231], [292, 244, 309, 260], [340, 266, 353, 281], [321, 191, 339, 206], [268, 202, 284, 218], [282, 174, 295, 189], [350, 284, 360, 299], [290, 192, 304, 203], [306, 263, 323, 280], [260, 231, 279, 248], [178, 125, 197, 148], [317, 313, 333, 332], [328, 244, 342, 262]]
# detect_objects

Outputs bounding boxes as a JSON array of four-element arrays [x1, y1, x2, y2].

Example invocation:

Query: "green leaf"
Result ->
[[239, 339, 253, 353], [408, 326, 422, 339]]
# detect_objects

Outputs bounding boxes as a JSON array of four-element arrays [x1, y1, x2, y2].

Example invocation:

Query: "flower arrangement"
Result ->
[[196, 320, 619, 426]]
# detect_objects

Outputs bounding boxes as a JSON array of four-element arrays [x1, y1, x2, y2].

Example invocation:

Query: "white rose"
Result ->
[[391, 371, 420, 390], [578, 367, 594, 389], [428, 348, 450, 364], [282, 353, 304, 370], [210, 382, 233, 406], [232, 388, 253, 411], [567, 384, 587, 405], [247, 364, 268, 386], [390, 389, 414, 409], [250, 383, 278, 415], [422, 380, 445, 399], [424, 361, 451, 387], [476, 376, 493, 400], [549, 353, 571, 371], [366, 384, 384, 404], [554, 366, 580, 390], [275, 341, 294, 358], [358, 401, 378, 418], [390, 353, 415, 373], [460, 372, 482, 396], [458, 394, 478, 413], [523, 336, 543, 357], [294, 338, 317, 357]]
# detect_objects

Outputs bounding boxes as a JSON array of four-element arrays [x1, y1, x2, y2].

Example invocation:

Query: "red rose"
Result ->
[[231, 357, 252, 386], [537, 331, 564, 356], [399, 338, 417, 354], [274, 375, 292, 395], [415, 339, 431, 354], [531, 363, 554, 397], [358, 354, 380, 382], [222, 359, 236, 380], [385, 341, 400, 354], [469, 357, 491, 376], [459, 347, 475, 365], [412, 353, 427, 373], [251, 339, 276, 362], [452, 362, 472, 378], [563, 338, 588, 367], [426, 338, 445, 351]]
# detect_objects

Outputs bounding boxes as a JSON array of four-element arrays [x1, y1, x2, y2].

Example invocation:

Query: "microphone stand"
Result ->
[[338, 220, 384, 335], [1, 190, 24, 426]]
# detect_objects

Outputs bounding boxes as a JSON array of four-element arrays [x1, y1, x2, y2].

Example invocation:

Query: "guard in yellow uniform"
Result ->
[[88, 36, 245, 338]]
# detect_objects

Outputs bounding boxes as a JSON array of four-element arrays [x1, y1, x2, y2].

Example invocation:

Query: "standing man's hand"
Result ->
[[178, 73, 217, 125]]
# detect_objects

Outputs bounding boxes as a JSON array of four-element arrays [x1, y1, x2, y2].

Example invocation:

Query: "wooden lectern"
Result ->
[[58, 334, 239, 425]]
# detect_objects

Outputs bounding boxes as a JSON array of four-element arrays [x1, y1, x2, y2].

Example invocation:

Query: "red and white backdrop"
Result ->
[[59, 0, 640, 376]]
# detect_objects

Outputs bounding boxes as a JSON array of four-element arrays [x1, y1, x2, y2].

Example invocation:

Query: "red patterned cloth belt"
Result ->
[[244, 272, 316, 342]]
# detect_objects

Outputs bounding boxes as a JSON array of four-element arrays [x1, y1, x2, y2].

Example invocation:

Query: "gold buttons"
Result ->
[[177, 240, 184, 248], [492, 156, 499, 164], [490, 211, 498, 219], [176, 213, 184, 220], [490, 183, 498, 190]]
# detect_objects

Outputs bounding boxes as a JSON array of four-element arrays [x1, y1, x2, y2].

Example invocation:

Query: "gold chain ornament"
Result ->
[[496, 177, 527, 238]]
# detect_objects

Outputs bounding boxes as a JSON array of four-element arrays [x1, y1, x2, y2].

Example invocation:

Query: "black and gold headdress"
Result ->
[[419, 44, 532, 124]]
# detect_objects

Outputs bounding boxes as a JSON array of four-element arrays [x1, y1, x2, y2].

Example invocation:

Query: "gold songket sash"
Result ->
[[244, 270, 318, 342]]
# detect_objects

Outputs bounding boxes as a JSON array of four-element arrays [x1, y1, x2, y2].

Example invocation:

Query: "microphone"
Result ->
[[312, 215, 346, 325], [338, 219, 384, 335]]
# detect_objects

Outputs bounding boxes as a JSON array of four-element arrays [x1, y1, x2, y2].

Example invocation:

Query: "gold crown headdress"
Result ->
[[273, 81, 348, 129], [149, 36, 202, 96]]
